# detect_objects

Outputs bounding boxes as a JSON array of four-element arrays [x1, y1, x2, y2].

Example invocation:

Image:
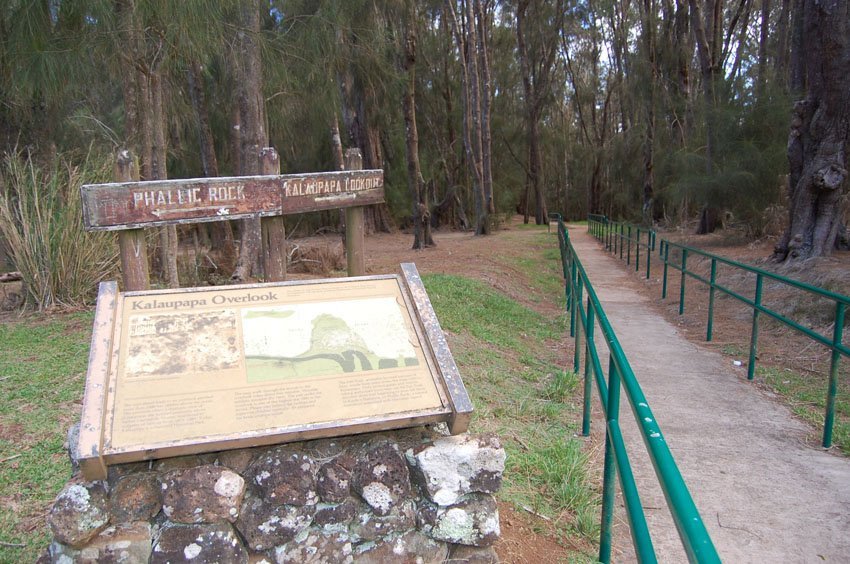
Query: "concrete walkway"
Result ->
[[567, 226, 850, 563]]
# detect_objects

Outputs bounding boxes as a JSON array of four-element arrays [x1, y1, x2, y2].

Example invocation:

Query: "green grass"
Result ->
[[0, 312, 92, 562], [0, 230, 599, 560], [424, 274, 599, 551], [757, 366, 850, 455]]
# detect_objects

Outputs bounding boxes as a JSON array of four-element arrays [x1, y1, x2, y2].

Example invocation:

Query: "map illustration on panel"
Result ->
[[241, 297, 420, 382]]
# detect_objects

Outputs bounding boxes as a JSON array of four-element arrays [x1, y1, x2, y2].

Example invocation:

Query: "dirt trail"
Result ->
[[568, 225, 850, 563]]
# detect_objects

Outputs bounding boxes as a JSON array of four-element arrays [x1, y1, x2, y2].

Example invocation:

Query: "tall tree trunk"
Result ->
[[232, 0, 266, 282], [474, 0, 494, 216], [446, 0, 489, 235], [772, 0, 849, 262], [757, 0, 772, 97], [641, 0, 658, 224], [188, 61, 235, 255], [402, 4, 435, 250], [150, 71, 179, 288], [774, 0, 792, 85]]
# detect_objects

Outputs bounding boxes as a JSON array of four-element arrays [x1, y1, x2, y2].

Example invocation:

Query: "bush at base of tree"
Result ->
[[0, 150, 118, 310]]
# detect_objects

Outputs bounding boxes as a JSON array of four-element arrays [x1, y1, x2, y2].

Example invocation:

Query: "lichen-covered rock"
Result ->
[[235, 492, 315, 551], [424, 493, 499, 547], [48, 521, 153, 563], [250, 448, 318, 506], [161, 464, 245, 524], [350, 499, 416, 542], [350, 442, 411, 516], [48, 482, 110, 548], [108, 472, 162, 523], [275, 531, 354, 563], [313, 498, 358, 530], [317, 455, 354, 503], [150, 522, 247, 563], [352, 530, 448, 563], [407, 435, 505, 506], [449, 543, 500, 563]]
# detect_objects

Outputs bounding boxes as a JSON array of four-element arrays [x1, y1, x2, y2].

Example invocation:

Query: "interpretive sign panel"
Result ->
[[76, 264, 472, 480], [81, 169, 384, 230]]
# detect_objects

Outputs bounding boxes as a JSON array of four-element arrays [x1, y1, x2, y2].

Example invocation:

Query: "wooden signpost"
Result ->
[[76, 263, 473, 480], [82, 148, 383, 289]]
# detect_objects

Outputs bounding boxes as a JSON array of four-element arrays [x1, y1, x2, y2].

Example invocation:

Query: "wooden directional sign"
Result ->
[[81, 169, 384, 231], [76, 263, 473, 480]]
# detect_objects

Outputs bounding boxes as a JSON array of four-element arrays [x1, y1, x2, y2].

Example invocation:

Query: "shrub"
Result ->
[[0, 150, 117, 309]]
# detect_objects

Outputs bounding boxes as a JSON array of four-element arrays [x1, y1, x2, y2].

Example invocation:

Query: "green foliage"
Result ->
[[0, 150, 117, 309], [0, 312, 93, 562]]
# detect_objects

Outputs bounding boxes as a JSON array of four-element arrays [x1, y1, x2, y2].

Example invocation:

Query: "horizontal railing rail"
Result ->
[[587, 215, 850, 449], [551, 213, 719, 563]]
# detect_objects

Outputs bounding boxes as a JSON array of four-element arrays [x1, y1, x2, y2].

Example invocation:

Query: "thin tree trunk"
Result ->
[[188, 61, 234, 254], [403, 4, 434, 250], [232, 0, 266, 282], [150, 71, 179, 288], [474, 0, 494, 216]]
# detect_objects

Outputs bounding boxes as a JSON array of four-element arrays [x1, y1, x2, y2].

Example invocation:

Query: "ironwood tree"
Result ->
[[772, 0, 849, 261]]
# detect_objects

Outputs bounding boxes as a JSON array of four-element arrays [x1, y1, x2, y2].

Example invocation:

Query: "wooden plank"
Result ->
[[77, 281, 119, 481], [102, 408, 451, 465], [259, 148, 286, 282], [113, 151, 149, 291], [400, 263, 473, 434], [344, 149, 366, 276], [82, 169, 384, 231]]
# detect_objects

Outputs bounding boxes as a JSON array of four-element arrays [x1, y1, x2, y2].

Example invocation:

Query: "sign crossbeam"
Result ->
[[82, 169, 385, 231]]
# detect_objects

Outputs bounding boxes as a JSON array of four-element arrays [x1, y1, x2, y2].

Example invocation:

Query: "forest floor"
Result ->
[[2, 215, 849, 562]]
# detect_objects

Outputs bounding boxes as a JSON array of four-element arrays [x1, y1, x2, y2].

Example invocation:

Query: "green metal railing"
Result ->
[[587, 215, 850, 449], [552, 214, 719, 563]]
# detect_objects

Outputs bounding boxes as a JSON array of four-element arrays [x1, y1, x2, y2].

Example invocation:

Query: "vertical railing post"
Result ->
[[747, 274, 764, 380], [645, 231, 652, 280], [706, 258, 717, 341], [573, 279, 583, 374], [635, 228, 641, 272], [599, 355, 620, 564], [619, 224, 624, 260], [582, 300, 595, 436], [823, 302, 846, 448], [626, 225, 632, 265], [569, 261, 578, 337], [679, 249, 688, 315]]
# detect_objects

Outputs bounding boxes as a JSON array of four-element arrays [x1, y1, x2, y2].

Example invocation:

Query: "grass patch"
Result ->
[[0, 229, 599, 560], [0, 312, 92, 562], [424, 274, 599, 551], [758, 365, 850, 455]]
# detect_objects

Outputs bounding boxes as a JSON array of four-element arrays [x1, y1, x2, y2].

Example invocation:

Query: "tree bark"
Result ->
[[772, 0, 849, 262], [402, 4, 434, 250], [151, 71, 179, 288], [188, 61, 235, 254], [232, 0, 266, 282], [446, 0, 489, 235]]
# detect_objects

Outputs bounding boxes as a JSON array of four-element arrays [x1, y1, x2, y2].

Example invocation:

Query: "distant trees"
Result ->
[[0, 0, 844, 269]]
